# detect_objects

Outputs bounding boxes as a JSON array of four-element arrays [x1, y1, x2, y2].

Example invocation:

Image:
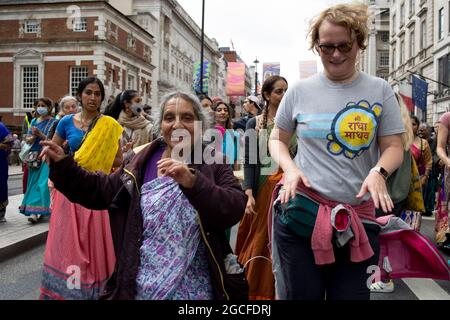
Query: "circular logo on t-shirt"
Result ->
[[327, 100, 382, 159]]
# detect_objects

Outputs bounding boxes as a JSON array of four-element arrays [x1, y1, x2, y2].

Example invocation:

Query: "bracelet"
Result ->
[[369, 166, 388, 180]]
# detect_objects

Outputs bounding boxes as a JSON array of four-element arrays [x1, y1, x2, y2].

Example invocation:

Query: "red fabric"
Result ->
[[334, 208, 350, 231], [399, 94, 414, 112]]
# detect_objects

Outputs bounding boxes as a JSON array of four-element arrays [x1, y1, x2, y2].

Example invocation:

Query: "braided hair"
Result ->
[[259, 75, 288, 130]]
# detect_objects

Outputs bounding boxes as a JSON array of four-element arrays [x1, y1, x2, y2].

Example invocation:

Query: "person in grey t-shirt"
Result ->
[[268, 3, 405, 301]]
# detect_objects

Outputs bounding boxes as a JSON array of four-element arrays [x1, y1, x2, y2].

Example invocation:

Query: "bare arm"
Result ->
[[356, 134, 403, 213], [51, 133, 65, 147], [437, 123, 449, 166]]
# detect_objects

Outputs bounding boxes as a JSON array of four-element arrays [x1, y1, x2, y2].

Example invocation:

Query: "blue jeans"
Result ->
[[273, 212, 380, 300]]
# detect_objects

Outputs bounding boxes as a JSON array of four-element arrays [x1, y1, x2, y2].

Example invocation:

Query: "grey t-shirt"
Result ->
[[275, 72, 405, 205]]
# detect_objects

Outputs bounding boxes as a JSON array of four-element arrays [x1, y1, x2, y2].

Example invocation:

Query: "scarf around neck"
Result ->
[[118, 111, 153, 147]]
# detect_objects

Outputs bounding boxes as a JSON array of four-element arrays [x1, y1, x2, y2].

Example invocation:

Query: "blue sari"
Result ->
[[0, 122, 11, 217], [19, 118, 56, 217]]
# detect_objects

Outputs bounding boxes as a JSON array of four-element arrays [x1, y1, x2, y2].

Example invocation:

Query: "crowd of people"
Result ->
[[0, 2, 449, 301]]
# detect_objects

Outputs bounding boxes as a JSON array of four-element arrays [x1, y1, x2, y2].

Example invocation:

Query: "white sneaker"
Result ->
[[28, 214, 38, 224], [370, 280, 394, 293]]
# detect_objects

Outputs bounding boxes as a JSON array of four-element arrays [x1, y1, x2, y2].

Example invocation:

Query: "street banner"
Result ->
[[193, 60, 210, 94], [263, 62, 281, 81], [412, 75, 428, 111], [299, 60, 318, 79], [399, 81, 414, 112], [226, 62, 246, 96]]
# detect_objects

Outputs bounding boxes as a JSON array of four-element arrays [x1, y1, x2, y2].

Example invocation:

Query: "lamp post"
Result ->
[[253, 57, 259, 95], [199, 0, 205, 94]]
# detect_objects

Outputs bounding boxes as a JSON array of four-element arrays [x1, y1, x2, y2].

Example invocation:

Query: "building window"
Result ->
[[109, 69, 116, 84], [409, 30, 415, 58], [22, 66, 39, 109], [439, 8, 444, 40], [70, 66, 88, 97], [409, 0, 415, 16], [392, 47, 397, 69], [73, 18, 87, 32], [400, 38, 405, 65], [127, 35, 136, 49], [421, 19, 427, 49], [127, 74, 136, 90], [379, 51, 389, 67], [438, 54, 450, 93], [171, 64, 175, 75], [392, 14, 396, 34], [25, 20, 39, 33], [400, 3, 405, 27], [380, 31, 389, 43], [163, 59, 168, 71]]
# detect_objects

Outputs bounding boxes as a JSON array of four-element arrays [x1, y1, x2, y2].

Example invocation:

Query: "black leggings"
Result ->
[[274, 213, 380, 300]]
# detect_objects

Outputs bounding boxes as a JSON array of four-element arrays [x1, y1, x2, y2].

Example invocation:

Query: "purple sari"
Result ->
[[135, 176, 213, 300]]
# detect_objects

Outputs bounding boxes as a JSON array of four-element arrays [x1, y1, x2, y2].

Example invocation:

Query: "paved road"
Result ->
[[7, 173, 23, 197], [0, 244, 44, 300], [0, 220, 449, 300]]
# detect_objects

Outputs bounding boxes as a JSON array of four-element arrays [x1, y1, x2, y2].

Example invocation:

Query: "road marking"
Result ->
[[403, 278, 450, 300]]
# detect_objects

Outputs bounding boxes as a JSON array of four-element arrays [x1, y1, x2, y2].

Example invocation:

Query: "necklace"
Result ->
[[79, 112, 92, 131]]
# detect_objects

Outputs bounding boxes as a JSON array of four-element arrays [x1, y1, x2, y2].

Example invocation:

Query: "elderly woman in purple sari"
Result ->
[[40, 92, 248, 300]]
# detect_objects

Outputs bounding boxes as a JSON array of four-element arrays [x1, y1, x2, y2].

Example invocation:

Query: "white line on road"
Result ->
[[403, 278, 450, 300]]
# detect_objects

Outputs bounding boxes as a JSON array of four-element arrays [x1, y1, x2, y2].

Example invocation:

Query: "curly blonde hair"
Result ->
[[308, 3, 370, 52]]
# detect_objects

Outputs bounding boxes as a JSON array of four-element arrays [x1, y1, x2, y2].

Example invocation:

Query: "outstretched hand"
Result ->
[[39, 140, 67, 164]]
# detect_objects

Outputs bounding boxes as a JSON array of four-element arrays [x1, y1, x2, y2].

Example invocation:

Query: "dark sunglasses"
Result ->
[[318, 41, 354, 55]]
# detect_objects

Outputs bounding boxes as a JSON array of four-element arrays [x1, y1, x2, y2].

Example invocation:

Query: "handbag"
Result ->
[[400, 209, 422, 232], [275, 192, 319, 238], [19, 141, 32, 162]]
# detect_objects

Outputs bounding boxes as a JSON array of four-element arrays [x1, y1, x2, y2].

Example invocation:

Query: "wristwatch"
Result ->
[[370, 166, 389, 180]]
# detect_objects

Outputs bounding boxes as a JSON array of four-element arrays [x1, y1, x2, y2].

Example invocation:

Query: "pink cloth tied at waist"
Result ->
[[295, 182, 377, 265]]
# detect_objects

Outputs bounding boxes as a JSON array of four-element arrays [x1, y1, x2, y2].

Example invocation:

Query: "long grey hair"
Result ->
[[151, 92, 213, 138]]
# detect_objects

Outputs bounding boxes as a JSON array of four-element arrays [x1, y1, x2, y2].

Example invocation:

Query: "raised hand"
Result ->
[[39, 140, 67, 164], [157, 158, 196, 189]]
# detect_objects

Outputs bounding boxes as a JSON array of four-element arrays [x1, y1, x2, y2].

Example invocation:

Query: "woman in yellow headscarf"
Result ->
[[40, 77, 123, 300]]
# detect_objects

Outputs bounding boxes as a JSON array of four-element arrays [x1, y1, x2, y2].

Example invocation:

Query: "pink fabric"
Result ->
[[410, 143, 425, 175], [297, 183, 376, 265], [379, 230, 450, 281], [41, 189, 116, 299], [215, 124, 226, 137]]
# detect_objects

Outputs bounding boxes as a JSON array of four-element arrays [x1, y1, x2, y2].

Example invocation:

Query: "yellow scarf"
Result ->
[[74, 116, 123, 174]]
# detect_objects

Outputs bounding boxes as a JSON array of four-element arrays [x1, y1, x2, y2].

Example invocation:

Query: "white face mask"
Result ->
[[130, 104, 143, 116], [36, 107, 48, 116]]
